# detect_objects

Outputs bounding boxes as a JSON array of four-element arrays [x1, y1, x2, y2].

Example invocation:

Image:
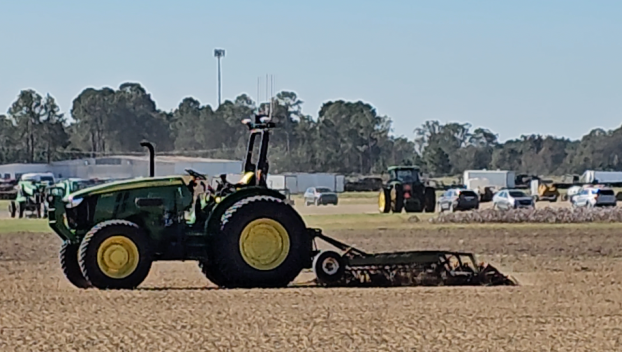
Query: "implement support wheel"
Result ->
[[313, 250, 345, 286]]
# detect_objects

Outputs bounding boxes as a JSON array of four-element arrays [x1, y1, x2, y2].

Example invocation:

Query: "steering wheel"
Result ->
[[185, 168, 207, 180]]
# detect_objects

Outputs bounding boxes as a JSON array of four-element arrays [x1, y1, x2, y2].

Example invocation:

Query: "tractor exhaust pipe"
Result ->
[[140, 141, 155, 177]]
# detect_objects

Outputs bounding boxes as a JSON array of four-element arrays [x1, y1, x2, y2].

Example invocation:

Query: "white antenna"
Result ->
[[269, 74, 274, 119], [265, 74, 269, 114]]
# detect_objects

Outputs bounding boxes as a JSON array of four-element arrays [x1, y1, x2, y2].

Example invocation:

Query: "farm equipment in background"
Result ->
[[462, 170, 516, 202], [276, 188, 295, 206], [529, 177, 559, 202], [344, 176, 384, 192], [378, 166, 436, 213], [9, 173, 55, 218], [0, 179, 17, 200], [53, 178, 107, 198], [46, 110, 516, 290]]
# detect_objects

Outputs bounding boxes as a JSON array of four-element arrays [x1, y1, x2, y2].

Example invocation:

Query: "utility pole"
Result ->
[[214, 48, 225, 106]]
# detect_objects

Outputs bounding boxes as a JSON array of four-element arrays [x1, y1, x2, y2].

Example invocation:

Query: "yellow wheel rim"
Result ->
[[239, 219, 290, 271], [378, 191, 386, 212], [96, 236, 140, 279]]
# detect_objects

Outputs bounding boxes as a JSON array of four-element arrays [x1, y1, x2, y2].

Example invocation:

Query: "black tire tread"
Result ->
[[60, 242, 92, 289], [198, 260, 230, 287]]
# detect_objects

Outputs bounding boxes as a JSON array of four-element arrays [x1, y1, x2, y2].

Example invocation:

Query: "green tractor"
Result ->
[[9, 173, 55, 218], [46, 113, 518, 290], [378, 166, 436, 213], [47, 113, 315, 290]]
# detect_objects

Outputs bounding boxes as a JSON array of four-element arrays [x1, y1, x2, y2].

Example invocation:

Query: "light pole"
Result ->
[[214, 48, 225, 107]]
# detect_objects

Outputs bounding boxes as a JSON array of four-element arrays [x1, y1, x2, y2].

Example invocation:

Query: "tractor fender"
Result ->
[[205, 187, 287, 234]]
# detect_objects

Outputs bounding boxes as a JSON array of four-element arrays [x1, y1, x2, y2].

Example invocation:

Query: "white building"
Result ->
[[0, 155, 243, 181], [0, 157, 345, 194], [221, 172, 345, 194]]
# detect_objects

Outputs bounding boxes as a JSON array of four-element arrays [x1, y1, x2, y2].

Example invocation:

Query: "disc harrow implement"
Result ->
[[309, 229, 518, 287]]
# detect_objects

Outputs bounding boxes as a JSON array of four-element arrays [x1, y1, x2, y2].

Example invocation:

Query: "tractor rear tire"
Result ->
[[404, 202, 421, 213], [424, 188, 436, 213], [392, 186, 404, 213], [212, 195, 311, 288], [198, 260, 230, 287], [78, 220, 153, 290], [60, 242, 92, 289]]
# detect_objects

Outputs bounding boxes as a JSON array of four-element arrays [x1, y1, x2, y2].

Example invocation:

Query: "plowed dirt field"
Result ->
[[1, 226, 622, 351]]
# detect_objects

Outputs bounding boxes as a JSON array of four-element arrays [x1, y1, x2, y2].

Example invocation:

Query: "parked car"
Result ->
[[492, 189, 535, 210], [571, 187, 617, 208], [303, 187, 339, 206], [437, 188, 479, 212]]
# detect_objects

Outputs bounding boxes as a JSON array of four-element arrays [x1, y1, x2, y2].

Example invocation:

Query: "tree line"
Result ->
[[0, 82, 619, 177]]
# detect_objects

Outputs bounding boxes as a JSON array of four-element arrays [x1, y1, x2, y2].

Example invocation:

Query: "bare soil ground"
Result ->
[[1, 226, 622, 351]]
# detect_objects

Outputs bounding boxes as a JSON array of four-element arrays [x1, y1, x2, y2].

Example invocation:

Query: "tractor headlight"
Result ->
[[66, 196, 83, 209]]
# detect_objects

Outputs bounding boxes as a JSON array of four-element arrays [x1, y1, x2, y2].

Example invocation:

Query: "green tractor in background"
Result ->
[[47, 112, 315, 290], [9, 173, 55, 218], [378, 166, 436, 213], [54, 178, 106, 198]]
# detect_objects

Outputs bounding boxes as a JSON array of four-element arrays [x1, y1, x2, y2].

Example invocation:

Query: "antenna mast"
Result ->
[[255, 73, 276, 117]]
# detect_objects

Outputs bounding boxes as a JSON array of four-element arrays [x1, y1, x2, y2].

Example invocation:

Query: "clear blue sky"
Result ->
[[2, 0, 621, 142]]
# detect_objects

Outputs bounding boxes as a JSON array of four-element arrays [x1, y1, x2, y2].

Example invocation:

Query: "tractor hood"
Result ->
[[64, 176, 192, 201]]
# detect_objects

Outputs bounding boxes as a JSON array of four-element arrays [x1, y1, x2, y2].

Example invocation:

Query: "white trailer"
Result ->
[[463, 170, 515, 189], [277, 173, 345, 194], [266, 174, 299, 192], [580, 170, 622, 184], [463, 170, 516, 201]]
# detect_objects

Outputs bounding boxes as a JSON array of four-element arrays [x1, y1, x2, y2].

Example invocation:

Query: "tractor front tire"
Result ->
[[36, 203, 43, 219], [212, 195, 311, 288], [378, 188, 391, 213], [60, 242, 91, 289], [78, 220, 153, 290], [17, 202, 25, 218]]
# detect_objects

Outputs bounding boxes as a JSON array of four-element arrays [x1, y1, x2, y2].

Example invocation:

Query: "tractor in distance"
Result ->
[[9, 172, 55, 218], [54, 178, 106, 198], [378, 166, 436, 213]]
